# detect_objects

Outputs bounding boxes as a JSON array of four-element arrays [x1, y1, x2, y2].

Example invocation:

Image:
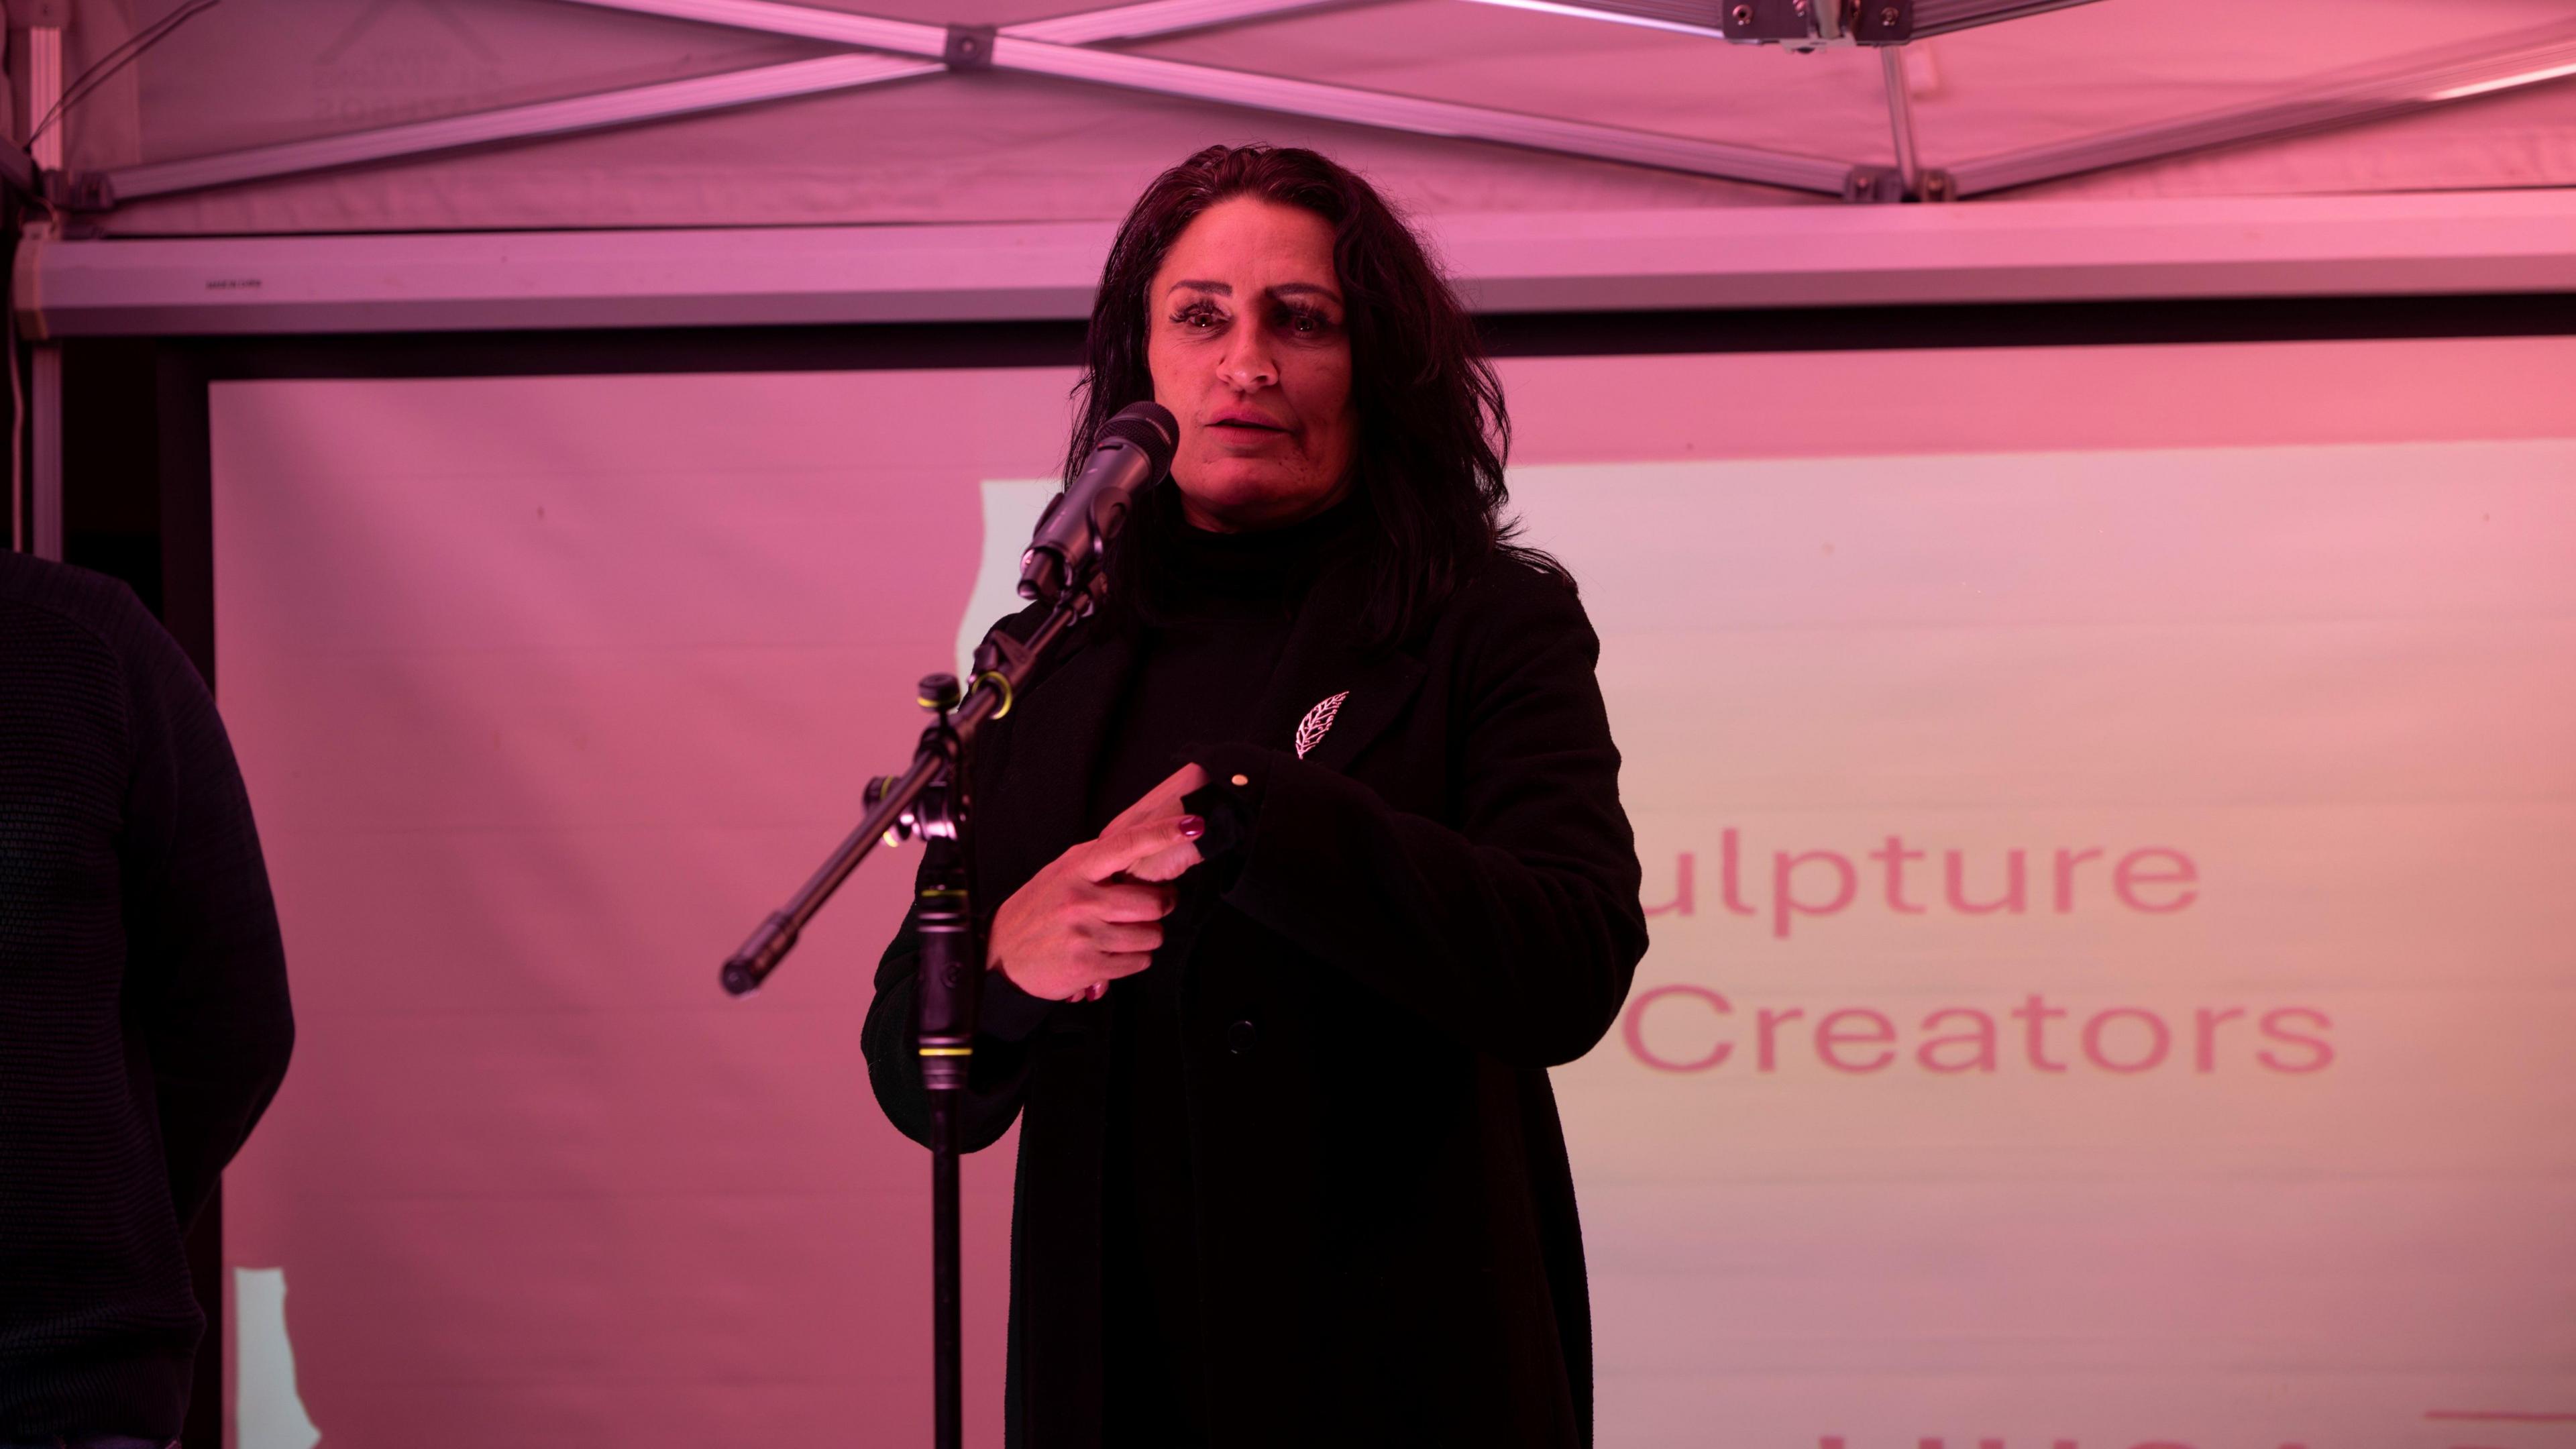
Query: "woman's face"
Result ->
[[1146, 196, 1357, 533]]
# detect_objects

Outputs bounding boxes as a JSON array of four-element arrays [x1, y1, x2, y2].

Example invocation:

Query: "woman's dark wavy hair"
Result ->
[[1068, 144, 1562, 649]]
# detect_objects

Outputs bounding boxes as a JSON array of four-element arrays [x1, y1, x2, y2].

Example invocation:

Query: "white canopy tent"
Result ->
[[13, 0, 2576, 553], [24, 0, 2576, 235]]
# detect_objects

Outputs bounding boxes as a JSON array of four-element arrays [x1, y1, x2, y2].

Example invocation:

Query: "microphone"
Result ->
[[1020, 401, 1178, 604]]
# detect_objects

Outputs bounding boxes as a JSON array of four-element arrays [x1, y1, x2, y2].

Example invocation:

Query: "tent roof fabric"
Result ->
[[50, 0, 2576, 238]]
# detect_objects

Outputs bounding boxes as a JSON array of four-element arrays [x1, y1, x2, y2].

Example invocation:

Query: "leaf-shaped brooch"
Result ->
[[1293, 690, 1349, 760]]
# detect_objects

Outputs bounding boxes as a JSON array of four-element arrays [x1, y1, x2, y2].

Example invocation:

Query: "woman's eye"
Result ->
[[1172, 303, 1222, 329]]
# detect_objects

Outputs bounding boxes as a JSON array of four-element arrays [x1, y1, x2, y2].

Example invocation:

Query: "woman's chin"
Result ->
[[1175, 471, 1338, 529]]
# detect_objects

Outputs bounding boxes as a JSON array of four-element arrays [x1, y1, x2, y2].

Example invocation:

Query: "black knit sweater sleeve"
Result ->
[[1, 552, 293, 1438], [111, 580, 298, 1229]]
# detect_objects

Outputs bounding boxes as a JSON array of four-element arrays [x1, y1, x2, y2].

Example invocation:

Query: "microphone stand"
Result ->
[[719, 565, 1108, 1449]]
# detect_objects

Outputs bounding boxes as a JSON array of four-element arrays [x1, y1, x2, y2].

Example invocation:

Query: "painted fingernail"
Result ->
[[1179, 815, 1205, 839]]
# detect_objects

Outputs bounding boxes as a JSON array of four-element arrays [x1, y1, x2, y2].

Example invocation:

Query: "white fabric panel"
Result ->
[[205, 337, 2576, 1443], [65, 0, 2576, 236]]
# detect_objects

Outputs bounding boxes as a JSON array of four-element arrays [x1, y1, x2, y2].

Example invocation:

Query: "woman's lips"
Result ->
[[1205, 420, 1292, 451]]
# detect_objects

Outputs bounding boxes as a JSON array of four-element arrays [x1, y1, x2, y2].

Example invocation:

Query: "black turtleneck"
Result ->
[[1087, 485, 1359, 1445]]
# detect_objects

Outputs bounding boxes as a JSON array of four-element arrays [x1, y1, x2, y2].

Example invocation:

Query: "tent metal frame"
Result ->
[[61, 1, 2576, 212], [17, 10, 63, 560], [1468, 0, 2109, 49]]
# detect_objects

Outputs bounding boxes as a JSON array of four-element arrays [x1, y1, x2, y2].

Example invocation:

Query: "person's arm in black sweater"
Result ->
[[115, 602, 295, 1231]]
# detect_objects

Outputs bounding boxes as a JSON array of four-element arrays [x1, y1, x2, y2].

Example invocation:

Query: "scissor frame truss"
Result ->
[[62, 0, 2576, 209]]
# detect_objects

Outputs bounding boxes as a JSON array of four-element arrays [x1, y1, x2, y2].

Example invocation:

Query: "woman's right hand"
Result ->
[[986, 810, 1204, 1002]]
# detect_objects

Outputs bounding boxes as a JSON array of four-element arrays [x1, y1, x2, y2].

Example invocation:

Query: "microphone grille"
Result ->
[[1098, 401, 1179, 475]]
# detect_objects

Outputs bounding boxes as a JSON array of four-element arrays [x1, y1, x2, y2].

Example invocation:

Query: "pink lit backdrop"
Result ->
[[209, 337, 2576, 1447]]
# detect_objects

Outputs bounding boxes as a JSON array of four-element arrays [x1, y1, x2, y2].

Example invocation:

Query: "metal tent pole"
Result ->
[[30, 343, 61, 559], [104, 53, 939, 204], [1905, 0, 2102, 40], [989, 31, 1851, 192], [1878, 46, 1924, 200], [549, 0, 1853, 193], [1004, 0, 1352, 44], [1462, 0, 2104, 44], [93, 0, 1348, 206], [95, 0, 1853, 207], [1946, 19, 2576, 197], [19, 7, 63, 557], [26, 15, 61, 173]]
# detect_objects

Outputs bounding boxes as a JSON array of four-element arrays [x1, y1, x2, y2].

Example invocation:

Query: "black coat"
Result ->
[[863, 550, 1648, 1448]]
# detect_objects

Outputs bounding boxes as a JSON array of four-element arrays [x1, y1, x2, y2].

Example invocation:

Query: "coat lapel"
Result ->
[[1248, 557, 1427, 777]]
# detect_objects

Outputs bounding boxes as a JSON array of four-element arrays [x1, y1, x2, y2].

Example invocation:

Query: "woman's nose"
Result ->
[[1220, 333, 1277, 392]]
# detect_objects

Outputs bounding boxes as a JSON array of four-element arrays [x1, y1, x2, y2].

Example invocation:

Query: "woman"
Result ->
[[863, 145, 1646, 1448]]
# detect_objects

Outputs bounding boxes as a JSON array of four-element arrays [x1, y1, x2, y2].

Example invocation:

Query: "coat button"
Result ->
[[1226, 1018, 1258, 1055]]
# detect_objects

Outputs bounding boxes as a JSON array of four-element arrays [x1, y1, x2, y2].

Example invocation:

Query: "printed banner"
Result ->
[[211, 360, 2576, 1448]]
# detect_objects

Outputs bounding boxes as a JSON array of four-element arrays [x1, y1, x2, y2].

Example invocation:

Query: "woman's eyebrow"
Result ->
[[1163, 279, 1343, 305]]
